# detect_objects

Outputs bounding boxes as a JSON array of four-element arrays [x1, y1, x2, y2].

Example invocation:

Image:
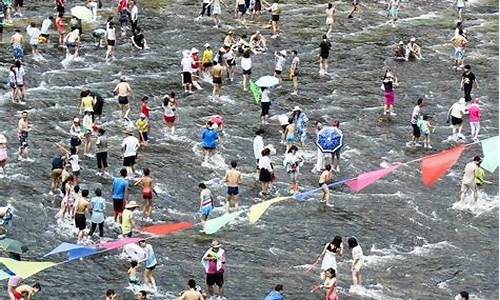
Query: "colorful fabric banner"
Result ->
[[481, 136, 499, 172], [421, 144, 466, 187], [43, 242, 86, 257], [249, 80, 261, 104], [67, 247, 98, 261], [0, 258, 55, 279], [98, 237, 143, 251], [203, 211, 243, 235], [141, 222, 194, 236], [346, 165, 400, 192], [249, 197, 290, 224], [294, 178, 353, 201]]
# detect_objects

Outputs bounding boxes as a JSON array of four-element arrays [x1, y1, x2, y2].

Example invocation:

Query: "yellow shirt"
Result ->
[[121, 209, 133, 234], [202, 49, 214, 64], [135, 119, 148, 133], [81, 96, 94, 112]]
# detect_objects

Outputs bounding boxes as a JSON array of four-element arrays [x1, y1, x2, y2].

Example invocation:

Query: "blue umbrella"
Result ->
[[315, 126, 343, 153]]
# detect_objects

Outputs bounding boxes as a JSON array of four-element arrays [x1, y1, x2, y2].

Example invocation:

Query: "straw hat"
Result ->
[[410, 37, 416, 42], [125, 201, 140, 209], [398, 41, 404, 45], [293, 106, 302, 112], [211, 240, 221, 248], [279, 50, 287, 56], [191, 48, 199, 54], [204, 43, 210, 48], [73, 117, 80, 123]]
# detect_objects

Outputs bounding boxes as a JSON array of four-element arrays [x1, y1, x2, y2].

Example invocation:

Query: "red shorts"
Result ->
[[164, 115, 176, 123], [13, 290, 23, 300], [143, 191, 153, 200]]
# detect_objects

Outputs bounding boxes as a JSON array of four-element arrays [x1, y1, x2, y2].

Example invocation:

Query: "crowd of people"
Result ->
[[0, 0, 489, 298]]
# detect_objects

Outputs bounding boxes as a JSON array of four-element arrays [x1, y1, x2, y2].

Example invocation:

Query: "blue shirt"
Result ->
[[202, 128, 218, 149], [90, 196, 105, 224], [145, 245, 157, 268], [112, 177, 129, 200], [264, 291, 285, 300]]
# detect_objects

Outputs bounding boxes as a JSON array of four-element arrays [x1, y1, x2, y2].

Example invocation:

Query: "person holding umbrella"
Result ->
[[255, 75, 279, 125], [315, 120, 343, 173]]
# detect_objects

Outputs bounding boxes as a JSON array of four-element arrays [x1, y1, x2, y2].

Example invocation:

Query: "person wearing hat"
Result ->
[[394, 41, 406, 59], [460, 156, 482, 203], [0, 134, 7, 173], [181, 50, 195, 93], [202, 44, 214, 73], [121, 200, 139, 237], [273, 50, 286, 87], [405, 37, 422, 61], [135, 113, 149, 146], [191, 48, 201, 76], [447, 98, 467, 141], [122, 127, 140, 176], [202, 240, 226, 299], [113, 77, 133, 120], [291, 105, 308, 148]]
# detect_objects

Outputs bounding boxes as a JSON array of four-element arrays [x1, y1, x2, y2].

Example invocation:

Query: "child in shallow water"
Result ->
[[128, 260, 140, 285]]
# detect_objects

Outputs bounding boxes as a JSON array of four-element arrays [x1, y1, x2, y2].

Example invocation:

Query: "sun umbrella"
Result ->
[[315, 126, 343, 153], [71, 6, 93, 22], [0, 238, 28, 254], [255, 75, 279, 87]]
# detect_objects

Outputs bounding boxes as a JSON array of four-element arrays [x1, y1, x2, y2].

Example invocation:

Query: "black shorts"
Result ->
[[206, 273, 224, 287], [18, 131, 28, 149], [183, 72, 192, 84], [40, 33, 49, 39], [281, 124, 287, 131], [56, 4, 65, 14], [226, 59, 236, 66], [451, 116, 462, 126], [259, 168, 272, 182], [271, 14, 280, 22], [213, 77, 222, 84], [72, 170, 80, 177], [203, 146, 216, 150], [14, 0, 23, 7], [274, 70, 282, 75], [113, 198, 124, 213], [243, 69, 251, 75], [146, 264, 156, 270], [261, 101, 270, 116], [333, 149, 341, 160], [238, 4, 246, 13], [320, 53, 329, 59], [118, 96, 129, 105], [96, 151, 108, 169], [227, 186, 239, 195], [203, 62, 213, 68], [107, 39, 116, 46], [139, 132, 148, 142], [123, 155, 136, 166], [411, 123, 421, 138], [74, 213, 86, 230], [70, 136, 82, 147]]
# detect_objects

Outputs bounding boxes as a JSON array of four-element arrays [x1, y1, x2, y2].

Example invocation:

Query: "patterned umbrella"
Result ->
[[315, 126, 343, 153], [0, 238, 28, 254]]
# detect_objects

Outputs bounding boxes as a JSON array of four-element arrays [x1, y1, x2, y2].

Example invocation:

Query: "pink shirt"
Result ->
[[468, 104, 481, 122]]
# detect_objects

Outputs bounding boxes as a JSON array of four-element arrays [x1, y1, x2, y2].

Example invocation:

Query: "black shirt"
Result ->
[[52, 155, 64, 170], [383, 80, 393, 92], [462, 71, 476, 86], [319, 40, 332, 58], [133, 33, 145, 49]]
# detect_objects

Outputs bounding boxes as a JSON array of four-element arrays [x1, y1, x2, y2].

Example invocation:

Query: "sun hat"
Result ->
[[125, 201, 140, 209]]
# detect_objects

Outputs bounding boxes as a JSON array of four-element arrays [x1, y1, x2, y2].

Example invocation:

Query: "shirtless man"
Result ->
[[405, 37, 422, 61], [10, 29, 24, 60], [211, 61, 224, 98], [178, 279, 204, 300], [17, 111, 31, 160], [134, 167, 157, 218], [11, 283, 41, 300], [223, 160, 242, 212], [63, 29, 80, 58], [113, 76, 132, 121], [250, 31, 267, 52], [450, 29, 468, 69], [319, 164, 333, 207], [394, 41, 406, 59], [74, 189, 90, 241]]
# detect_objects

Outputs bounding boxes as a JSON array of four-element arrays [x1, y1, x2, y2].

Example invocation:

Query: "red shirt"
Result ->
[[118, 0, 129, 12], [55, 0, 65, 5], [141, 103, 150, 118], [191, 54, 200, 70]]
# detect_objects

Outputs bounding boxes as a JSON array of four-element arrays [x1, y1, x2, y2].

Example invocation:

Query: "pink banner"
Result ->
[[346, 165, 400, 192], [97, 237, 143, 251]]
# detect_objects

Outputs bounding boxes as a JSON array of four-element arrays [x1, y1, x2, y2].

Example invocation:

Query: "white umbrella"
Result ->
[[71, 6, 93, 22], [255, 75, 279, 87]]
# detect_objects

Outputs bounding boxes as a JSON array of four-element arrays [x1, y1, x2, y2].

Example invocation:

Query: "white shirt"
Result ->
[[181, 56, 194, 73], [253, 136, 264, 160], [106, 27, 116, 40], [261, 89, 270, 103], [41, 18, 52, 35], [69, 154, 80, 172], [410, 105, 420, 124], [275, 56, 286, 71], [352, 245, 363, 260], [241, 57, 252, 71], [131, 5, 138, 21], [121, 136, 140, 157], [26, 26, 41, 44], [13, 67, 25, 85], [258, 155, 272, 170], [450, 102, 465, 118]]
